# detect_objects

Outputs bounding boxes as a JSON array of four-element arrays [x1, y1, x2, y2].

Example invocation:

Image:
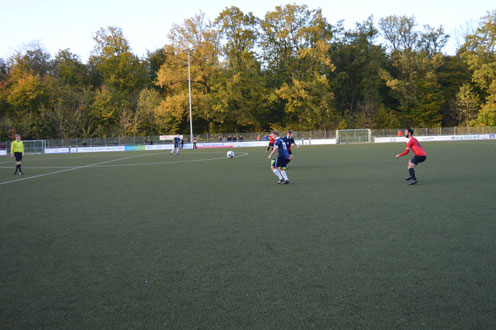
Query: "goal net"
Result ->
[[22, 140, 46, 154], [336, 129, 371, 144]]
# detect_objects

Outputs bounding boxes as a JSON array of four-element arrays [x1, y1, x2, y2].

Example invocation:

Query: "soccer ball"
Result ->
[[226, 151, 235, 158]]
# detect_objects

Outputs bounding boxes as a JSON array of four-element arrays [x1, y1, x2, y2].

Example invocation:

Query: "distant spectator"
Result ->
[[144, 138, 147, 145], [148, 139, 153, 145], [257, 135, 261, 141], [227, 136, 232, 141], [180, 139, 185, 149], [82, 141, 87, 147], [193, 137, 197, 149], [114, 139, 118, 145], [218, 136, 223, 142], [1, 143, 6, 150], [233, 136, 237, 142], [239, 136, 244, 141], [397, 130, 403, 137]]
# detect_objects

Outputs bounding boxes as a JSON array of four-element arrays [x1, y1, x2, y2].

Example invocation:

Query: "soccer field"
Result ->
[[1, 141, 495, 328]]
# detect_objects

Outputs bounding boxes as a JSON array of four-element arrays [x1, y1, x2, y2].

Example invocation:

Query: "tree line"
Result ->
[[0, 5, 495, 140]]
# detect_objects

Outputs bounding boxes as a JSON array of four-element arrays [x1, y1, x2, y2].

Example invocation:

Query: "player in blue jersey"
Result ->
[[170, 134, 181, 155], [282, 130, 300, 168], [268, 130, 290, 184]]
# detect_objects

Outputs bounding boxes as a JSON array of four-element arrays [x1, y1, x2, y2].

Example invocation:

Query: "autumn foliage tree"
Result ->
[[155, 13, 221, 134], [1, 7, 495, 141]]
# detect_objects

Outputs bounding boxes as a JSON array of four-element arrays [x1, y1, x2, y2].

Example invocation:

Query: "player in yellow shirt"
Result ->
[[11, 134, 24, 175]]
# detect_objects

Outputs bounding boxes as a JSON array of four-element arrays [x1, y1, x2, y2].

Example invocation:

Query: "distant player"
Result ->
[[266, 133, 275, 153], [268, 130, 290, 184], [282, 130, 300, 163], [396, 128, 427, 185], [170, 134, 181, 155], [11, 134, 24, 175]]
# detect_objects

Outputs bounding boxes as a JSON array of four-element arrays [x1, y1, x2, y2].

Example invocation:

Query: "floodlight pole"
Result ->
[[187, 49, 193, 145]]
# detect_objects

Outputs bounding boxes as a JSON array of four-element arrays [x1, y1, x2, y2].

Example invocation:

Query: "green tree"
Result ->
[[7, 73, 47, 117], [156, 12, 221, 133], [0, 58, 8, 81], [54, 49, 89, 88], [0, 58, 11, 125], [379, 16, 447, 127], [436, 55, 472, 126], [145, 49, 168, 89], [87, 86, 125, 137], [85, 26, 149, 136], [329, 17, 388, 125], [137, 88, 161, 134], [9, 46, 53, 79], [418, 25, 449, 57], [456, 84, 480, 125], [211, 6, 266, 132], [2, 46, 60, 138], [260, 4, 335, 129], [51, 85, 94, 138], [375, 106, 401, 128], [379, 15, 418, 52], [276, 74, 335, 129], [460, 11, 496, 126], [89, 26, 147, 92]]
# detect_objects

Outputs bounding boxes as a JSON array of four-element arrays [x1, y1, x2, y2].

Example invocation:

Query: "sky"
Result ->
[[0, 0, 494, 62]]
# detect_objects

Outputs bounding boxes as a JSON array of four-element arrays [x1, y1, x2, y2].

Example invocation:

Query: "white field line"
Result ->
[[0, 166, 74, 169], [84, 152, 248, 167], [0, 152, 248, 170], [0, 152, 248, 185], [15, 150, 236, 162], [0, 152, 163, 186]]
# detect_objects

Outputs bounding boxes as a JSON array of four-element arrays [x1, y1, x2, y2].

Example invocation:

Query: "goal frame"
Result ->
[[21, 140, 46, 154], [335, 129, 372, 144]]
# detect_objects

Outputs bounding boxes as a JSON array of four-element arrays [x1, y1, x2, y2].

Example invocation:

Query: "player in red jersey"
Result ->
[[266, 133, 275, 153], [395, 128, 427, 185]]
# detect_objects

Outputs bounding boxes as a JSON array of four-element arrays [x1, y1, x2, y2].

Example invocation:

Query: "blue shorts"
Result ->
[[14, 152, 23, 162], [274, 157, 290, 168], [174, 143, 179, 148]]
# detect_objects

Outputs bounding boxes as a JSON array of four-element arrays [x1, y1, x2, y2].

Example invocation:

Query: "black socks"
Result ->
[[408, 168, 416, 180]]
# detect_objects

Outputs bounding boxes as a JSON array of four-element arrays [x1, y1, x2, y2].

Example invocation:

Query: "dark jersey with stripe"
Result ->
[[282, 136, 296, 150]]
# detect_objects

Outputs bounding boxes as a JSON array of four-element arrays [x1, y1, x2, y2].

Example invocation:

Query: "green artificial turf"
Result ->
[[1, 141, 495, 328]]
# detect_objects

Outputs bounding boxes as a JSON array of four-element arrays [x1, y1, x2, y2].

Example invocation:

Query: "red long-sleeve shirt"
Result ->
[[399, 137, 427, 157]]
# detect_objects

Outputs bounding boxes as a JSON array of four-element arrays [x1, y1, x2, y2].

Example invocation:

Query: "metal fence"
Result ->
[[1, 126, 495, 150], [370, 127, 496, 137]]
